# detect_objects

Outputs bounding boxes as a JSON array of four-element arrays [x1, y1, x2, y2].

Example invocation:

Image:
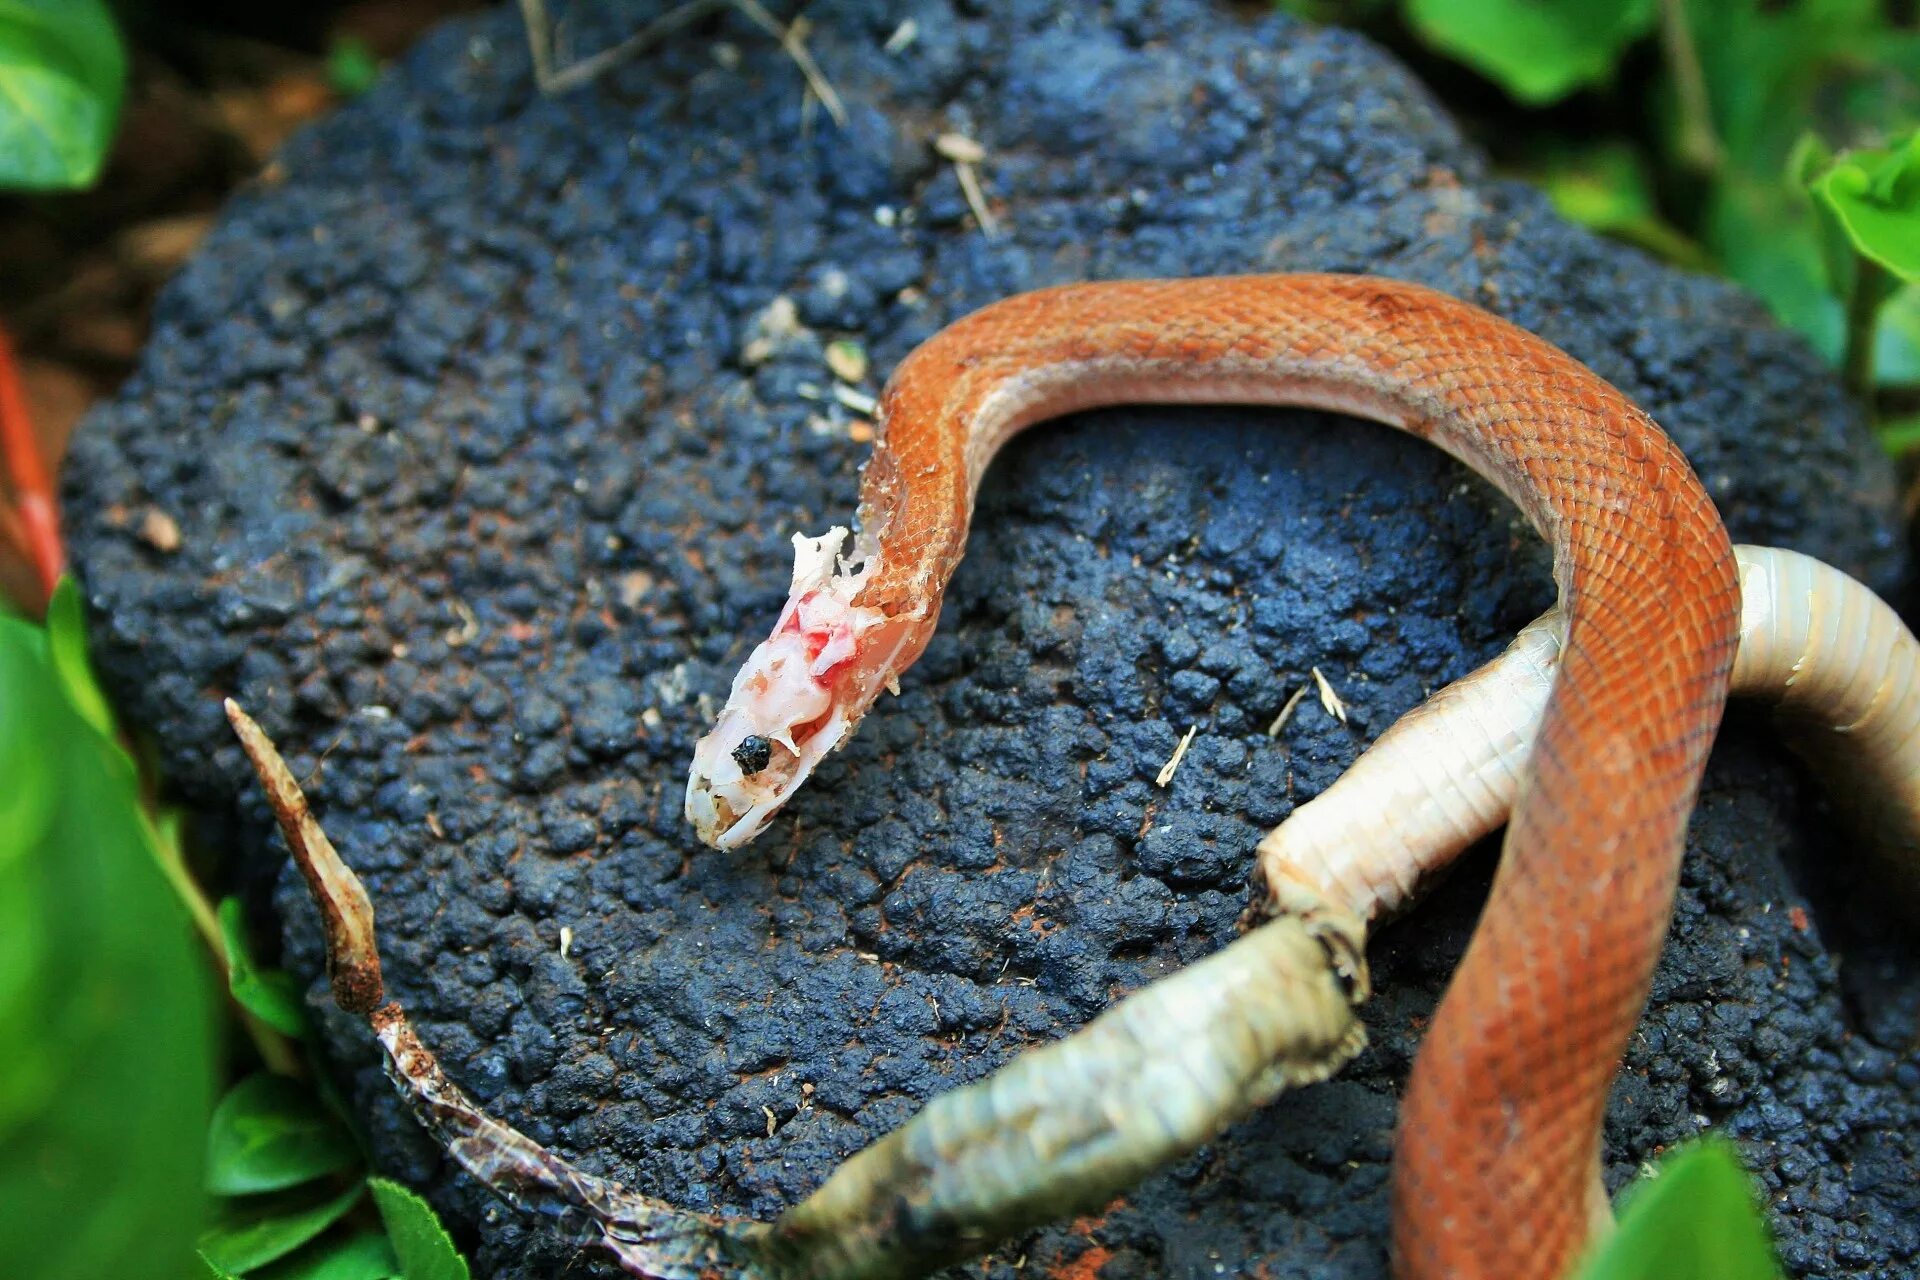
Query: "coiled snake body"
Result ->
[[687, 274, 1743, 1277]]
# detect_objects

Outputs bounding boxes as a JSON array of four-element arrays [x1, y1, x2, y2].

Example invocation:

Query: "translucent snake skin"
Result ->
[[687, 274, 1744, 1278]]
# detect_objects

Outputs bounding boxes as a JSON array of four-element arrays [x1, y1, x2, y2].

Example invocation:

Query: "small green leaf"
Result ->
[[264, 1230, 398, 1280], [207, 1074, 359, 1196], [0, 0, 127, 190], [220, 897, 312, 1038], [44, 576, 115, 742], [1405, 0, 1656, 105], [369, 1179, 471, 1280], [325, 36, 379, 99], [199, 1182, 366, 1275], [1578, 1137, 1782, 1280], [1808, 130, 1920, 283]]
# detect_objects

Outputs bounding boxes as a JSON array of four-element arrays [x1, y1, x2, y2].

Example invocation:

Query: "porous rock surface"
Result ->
[[64, 1, 1919, 1276]]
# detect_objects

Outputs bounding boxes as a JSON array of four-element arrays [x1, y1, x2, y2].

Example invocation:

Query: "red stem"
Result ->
[[0, 326, 65, 605]]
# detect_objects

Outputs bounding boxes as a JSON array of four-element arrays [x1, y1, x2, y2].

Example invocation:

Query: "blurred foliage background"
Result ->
[[1285, 0, 1920, 450], [2, 2, 1912, 1278]]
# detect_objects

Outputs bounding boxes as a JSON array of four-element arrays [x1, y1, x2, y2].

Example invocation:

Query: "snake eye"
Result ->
[[731, 734, 774, 776]]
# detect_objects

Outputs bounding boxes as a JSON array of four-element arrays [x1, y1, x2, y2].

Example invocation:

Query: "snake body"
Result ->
[[687, 274, 1743, 1277]]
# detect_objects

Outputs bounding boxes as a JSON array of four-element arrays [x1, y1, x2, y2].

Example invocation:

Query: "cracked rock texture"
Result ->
[[64, 1, 1918, 1277]]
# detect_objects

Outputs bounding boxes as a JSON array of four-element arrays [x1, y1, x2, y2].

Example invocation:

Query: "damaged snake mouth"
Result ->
[[685, 525, 917, 849], [686, 699, 858, 849]]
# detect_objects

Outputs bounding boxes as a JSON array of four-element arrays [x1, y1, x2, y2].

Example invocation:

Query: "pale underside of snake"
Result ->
[[235, 275, 1920, 1280]]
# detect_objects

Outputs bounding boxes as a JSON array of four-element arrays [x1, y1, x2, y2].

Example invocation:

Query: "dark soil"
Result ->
[[62, 2, 1919, 1277]]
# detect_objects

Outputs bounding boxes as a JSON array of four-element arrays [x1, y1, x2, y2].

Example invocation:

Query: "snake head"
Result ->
[[686, 527, 923, 849]]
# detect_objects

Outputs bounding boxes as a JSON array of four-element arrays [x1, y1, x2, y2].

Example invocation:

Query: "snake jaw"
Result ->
[[686, 527, 917, 850]]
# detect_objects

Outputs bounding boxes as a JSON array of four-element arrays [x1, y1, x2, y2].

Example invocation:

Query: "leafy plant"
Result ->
[[1577, 1138, 1781, 1280], [369, 1179, 472, 1280], [0, 0, 127, 190], [1404, 0, 1655, 105], [1282, 0, 1920, 442], [0, 582, 217, 1280], [206, 1074, 360, 1196], [1794, 128, 1920, 399]]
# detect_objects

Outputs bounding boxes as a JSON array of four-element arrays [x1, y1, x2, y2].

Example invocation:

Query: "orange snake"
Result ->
[[686, 274, 1745, 1278]]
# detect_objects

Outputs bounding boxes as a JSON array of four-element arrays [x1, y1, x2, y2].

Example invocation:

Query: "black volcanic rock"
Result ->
[[63, 2, 1918, 1277]]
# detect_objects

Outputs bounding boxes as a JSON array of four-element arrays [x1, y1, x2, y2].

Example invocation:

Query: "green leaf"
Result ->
[[199, 1182, 366, 1275], [207, 1073, 360, 1196], [1578, 1137, 1782, 1280], [1808, 130, 1920, 283], [369, 1179, 471, 1280], [0, 0, 127, 190], [265, 1231, 399, 1280], [220, 896, 311, 1038], [44, 576, 115, 741], [0, 609, 217, 1280], [1405, 0, 1656, 105]]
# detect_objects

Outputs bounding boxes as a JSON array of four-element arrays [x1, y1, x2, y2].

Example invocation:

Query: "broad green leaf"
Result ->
[[1808, 131, 1920, 283], [1577, 1137, 1782, 1280], [369, 1178, 471, 1280], [0, 609, 217, 1280], [267, 1231, 399, 1280], [44, 576, 115, 741], [207, 1073, 360, 1196], [220, 896, 311, 1038], [200, 1256, 245, 1280], [1405, 0, 1656, 105], [199, 1182, 366, 1275], [0, 0, 127, 190]]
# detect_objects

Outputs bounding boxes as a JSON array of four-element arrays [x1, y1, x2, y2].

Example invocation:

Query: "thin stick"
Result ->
[[226, 699, 385, 1013], [732, 0, 848, 127], [1658, 0, 1722, 178], [518, 0, 848, 127], [224, 698, 770, 1277], [519, 0, 727, 94]]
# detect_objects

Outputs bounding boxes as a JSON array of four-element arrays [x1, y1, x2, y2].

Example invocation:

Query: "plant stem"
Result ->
[[1843, 257, 1886, 407], [145, 808, 306, 1077], [1659, 0, 1723, 179], [0, 326, 65, 607]]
